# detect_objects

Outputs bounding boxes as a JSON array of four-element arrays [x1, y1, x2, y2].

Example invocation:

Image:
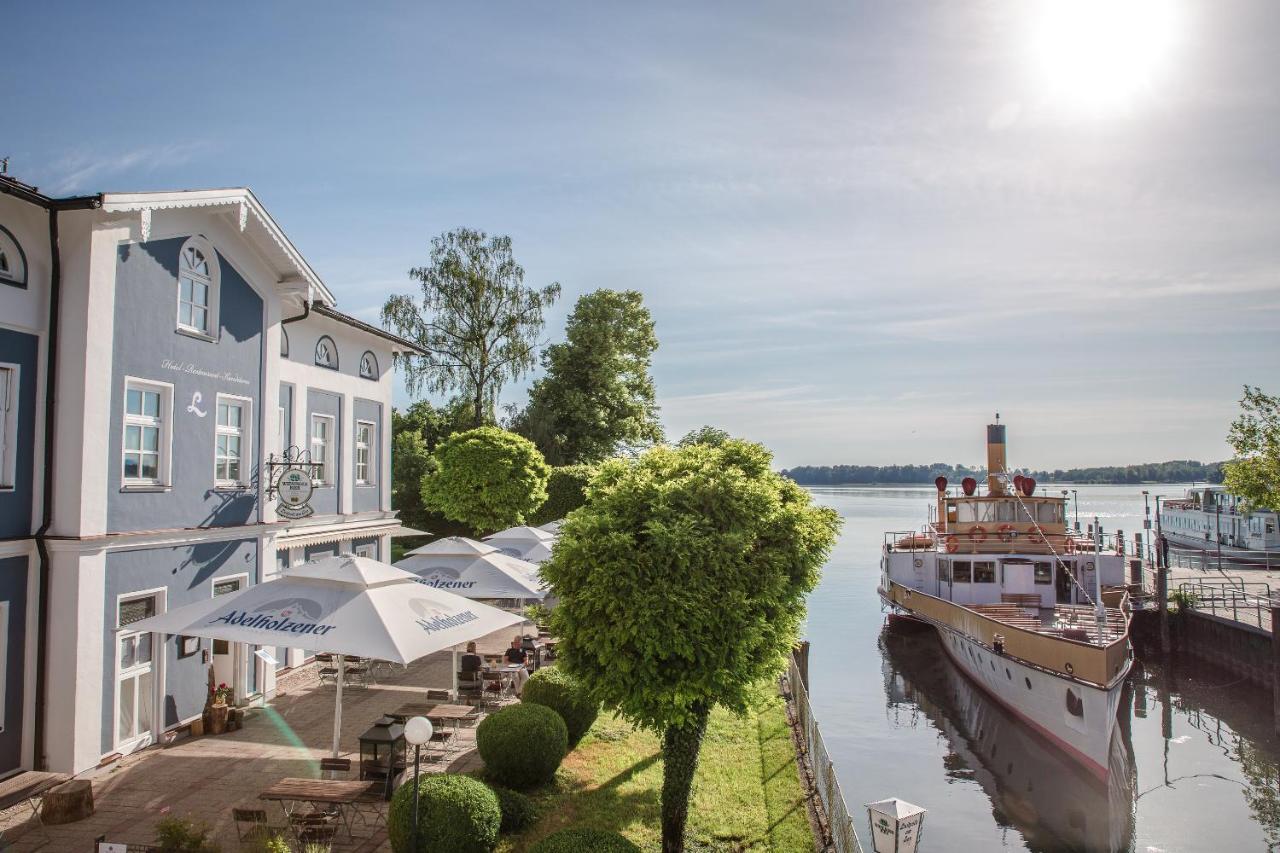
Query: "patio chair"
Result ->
[[425, 688, 452, 701], [232, 807, 287, 849], [289, 812, 339, 847], [319, 756, 351, 779]]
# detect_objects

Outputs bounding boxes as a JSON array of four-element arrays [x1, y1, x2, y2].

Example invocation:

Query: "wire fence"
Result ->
[[786, 651, 863, 853]]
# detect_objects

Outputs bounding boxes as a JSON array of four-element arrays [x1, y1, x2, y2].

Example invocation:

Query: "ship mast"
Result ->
[[1093, 515, 1105, 643]]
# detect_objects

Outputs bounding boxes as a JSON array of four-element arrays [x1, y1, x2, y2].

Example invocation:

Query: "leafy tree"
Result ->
[[1224, 385, 1280, 510], [393, 398, 476, 452], [676, 425, 732, 448], [391, 431, 434, 534], [422, 426, 550, 534], [530, 464, 597, 525], [540, 439, 841, 853], [382, 228, 561, 425], [516, 290, 662, 465], [390, 398, 477, 536]]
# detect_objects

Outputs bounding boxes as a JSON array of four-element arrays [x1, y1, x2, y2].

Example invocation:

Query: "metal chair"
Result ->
[[231, 808, 287, 849]]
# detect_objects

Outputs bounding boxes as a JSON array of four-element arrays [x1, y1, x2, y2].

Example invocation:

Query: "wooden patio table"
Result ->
[[259, 777, 376, 838]]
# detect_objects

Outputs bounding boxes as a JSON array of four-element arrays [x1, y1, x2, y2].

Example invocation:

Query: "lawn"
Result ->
[[497, 680, 815, 852]]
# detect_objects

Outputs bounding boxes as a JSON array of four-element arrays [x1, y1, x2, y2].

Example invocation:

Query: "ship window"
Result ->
[[1037, 503, 1062, 524], [973, 561, 996, 583], [1034, 562, 1053, 585], [946, 501, 958, 524], [976, 502, 997, 524], [952, 561, 972, 583], [1006, 668, 1012, 680], [1025, 677, 1033, 690], [997, 501, 1018, 522], [937, 559, 950, 582]]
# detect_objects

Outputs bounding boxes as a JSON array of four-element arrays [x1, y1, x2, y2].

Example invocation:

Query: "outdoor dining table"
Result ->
[[389, 702, 481, 745], [259, 777, 378, 839]]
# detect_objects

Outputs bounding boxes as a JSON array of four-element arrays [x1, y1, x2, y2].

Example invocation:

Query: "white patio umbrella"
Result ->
[[484, 525, 556, 559], [393, 552, 547, 600], [402, 535, 498, 559], [121, 555, 522, 756], [520, 541, 554, 564]]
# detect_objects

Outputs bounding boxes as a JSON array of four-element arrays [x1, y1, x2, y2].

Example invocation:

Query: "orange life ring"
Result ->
[[945, 536, 960, 554], [1064, 537, 1077, 554], [1025, 528, 1044, 544], [970, 525, 988, 543], [997, 524, 1015, 543]]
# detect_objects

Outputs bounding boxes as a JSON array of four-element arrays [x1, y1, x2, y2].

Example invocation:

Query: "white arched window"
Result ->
[[359, 351, 378, 379], [315, 336, 338, 370], [0, 225, 27, 289], [176, 236, 220, 337]]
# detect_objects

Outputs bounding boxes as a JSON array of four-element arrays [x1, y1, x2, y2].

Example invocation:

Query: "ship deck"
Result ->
[[969, 603, 1128, 645]]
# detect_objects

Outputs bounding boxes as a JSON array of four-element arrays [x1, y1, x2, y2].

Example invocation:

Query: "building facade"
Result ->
[[0, 176, 421, 776]]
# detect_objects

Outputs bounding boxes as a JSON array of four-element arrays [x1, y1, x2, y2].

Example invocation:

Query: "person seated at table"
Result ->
[[460, 641, 482, 674], [504, 637, 530, 695]]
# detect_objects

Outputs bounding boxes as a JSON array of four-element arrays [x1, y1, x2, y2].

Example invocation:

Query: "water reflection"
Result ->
[[881, 622, 1137, 852]]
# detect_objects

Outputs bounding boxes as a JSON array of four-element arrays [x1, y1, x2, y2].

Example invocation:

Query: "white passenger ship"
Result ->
[[1160, 486, 1279, 559], [879, 423, 1133, 780]]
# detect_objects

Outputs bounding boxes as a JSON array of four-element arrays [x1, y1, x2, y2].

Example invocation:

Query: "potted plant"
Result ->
[[208, 683, 233, 734]]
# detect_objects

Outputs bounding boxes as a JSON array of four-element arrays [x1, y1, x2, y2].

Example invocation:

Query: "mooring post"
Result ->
[[795, 639, 811, 692], [1271, 607, 1280, 736], [1157, 549, 1171, 655]]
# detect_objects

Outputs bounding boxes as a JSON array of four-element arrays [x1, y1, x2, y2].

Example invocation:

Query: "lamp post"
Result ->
[[1142, 490, 1151, 563], [404, 715, 434, 852], [1071, 489, 1079, 531]]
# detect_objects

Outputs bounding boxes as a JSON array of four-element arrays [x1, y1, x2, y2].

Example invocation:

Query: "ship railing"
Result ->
[[1168, 547, 1278, 572], [785, 649, 864, 853], [1176, 579, 1275, 632]]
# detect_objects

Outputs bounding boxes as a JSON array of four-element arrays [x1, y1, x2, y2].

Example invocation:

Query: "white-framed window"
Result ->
[[359, 351, 378, 379], [0, 224, 28, 288], [311, 414, 334, 485], [122, 378, 173, 486], [314, 336, 338, 370], [0, 364, 18, 490], [215, 395, 252, 487], [353, 542, 376, 559], [355, 420, 374, 485], [116, 590, 163, 748], [176, 236, 220, 337]]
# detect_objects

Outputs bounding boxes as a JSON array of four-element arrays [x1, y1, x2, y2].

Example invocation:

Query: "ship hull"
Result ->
[[1162, 530, 1279, 564], [894, 609, 1127, 780]]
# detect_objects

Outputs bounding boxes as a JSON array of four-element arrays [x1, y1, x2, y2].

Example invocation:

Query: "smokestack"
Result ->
[[986, 423, 1006, 495]]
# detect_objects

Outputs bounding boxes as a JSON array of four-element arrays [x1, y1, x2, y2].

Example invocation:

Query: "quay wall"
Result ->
[[1132, 609, 1274, 688]]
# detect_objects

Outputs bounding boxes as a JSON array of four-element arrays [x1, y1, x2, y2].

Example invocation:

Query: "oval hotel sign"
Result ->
[[277, 468, 315, 519]]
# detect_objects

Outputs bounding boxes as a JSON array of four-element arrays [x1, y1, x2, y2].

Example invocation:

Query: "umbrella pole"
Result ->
[[331, 654, 345, 758], [452, 646, 458, 700]]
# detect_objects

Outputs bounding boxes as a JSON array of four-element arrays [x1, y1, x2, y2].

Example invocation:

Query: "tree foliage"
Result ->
[[1224, 385, 1280, 510], [422, 426, 550, 534], [783, 460, 1225, 486], [515, 289, 662, 465], [541, 439, 841, 852], [382, 228, 560, 425], [390, 399, 477, 536], [530, 464, 597, 526], [676, 425, 732, 448]]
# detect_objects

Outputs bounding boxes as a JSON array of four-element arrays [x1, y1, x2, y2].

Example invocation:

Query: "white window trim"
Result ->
[[175, 235, 220, 339], [113, 587, 167, 754], [314, 336, 338, 370], [310, 413, 335, 487], [0, 363, 18, 491], [122, 376, 174, 489], [359, 351, 378, 379], [353, 542, 376, 559], [355, 419, 375, 486], [214, 394, 253, 488]]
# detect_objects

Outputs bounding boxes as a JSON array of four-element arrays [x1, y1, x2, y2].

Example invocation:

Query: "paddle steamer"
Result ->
[[879, 423, 1133, 779], [1160, 486, 1279, 561]]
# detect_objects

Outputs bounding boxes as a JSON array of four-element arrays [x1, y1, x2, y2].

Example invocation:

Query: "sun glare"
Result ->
[[1031, 0, 1183, 114]]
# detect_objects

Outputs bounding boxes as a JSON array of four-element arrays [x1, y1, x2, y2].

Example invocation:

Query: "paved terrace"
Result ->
[[0, 627, 524, 851]]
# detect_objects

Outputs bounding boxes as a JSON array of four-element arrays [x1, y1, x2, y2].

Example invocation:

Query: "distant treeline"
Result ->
[[781, 460, 1226, 486]]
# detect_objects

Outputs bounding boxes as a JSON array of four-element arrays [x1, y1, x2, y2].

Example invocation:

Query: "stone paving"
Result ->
[[0, 627, 524, 852]]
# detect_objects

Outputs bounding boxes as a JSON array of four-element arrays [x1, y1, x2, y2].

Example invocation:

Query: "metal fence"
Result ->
[[1169, 548, 1278, 572], [786, 652, 863, 853], [1176, 578, 1275, 631]]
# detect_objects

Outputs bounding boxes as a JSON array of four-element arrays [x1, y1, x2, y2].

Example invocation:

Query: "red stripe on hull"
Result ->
[[933, 624, 1112, 782]]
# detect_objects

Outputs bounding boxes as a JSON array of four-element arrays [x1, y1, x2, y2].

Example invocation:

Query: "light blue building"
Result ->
[[0, 174, 423, 776]]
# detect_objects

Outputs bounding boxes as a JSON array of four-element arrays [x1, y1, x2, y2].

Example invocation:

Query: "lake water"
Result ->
[[804, 484, 1280, 853]]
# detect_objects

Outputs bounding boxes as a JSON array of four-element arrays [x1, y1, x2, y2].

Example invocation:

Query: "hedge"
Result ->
[[489, 785, 537, 833], [476, 702, 568, 790], [387, 773, 500, 853], [528, 828, 641, 853], [531, 464, 595, 525], [521, 666, 599, 747]]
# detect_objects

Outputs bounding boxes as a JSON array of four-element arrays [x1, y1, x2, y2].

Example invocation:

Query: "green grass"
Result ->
[[493, 680, 814, 852]]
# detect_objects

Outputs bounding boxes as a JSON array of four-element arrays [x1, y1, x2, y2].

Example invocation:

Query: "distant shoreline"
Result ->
[[782, 460, 1225, 487]]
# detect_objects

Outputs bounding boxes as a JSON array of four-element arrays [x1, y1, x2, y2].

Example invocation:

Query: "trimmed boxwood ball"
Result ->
[[490, 785, 537, 833], [521, 666, 599, 747], [387, 773, 500, 853], [529, 828, 641, 853], [476, 702, 568, 790]]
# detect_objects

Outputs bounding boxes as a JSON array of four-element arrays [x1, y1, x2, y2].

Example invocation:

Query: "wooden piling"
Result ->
[[1157, 556, 1170, 655], [1271, 607, 1280, 735]]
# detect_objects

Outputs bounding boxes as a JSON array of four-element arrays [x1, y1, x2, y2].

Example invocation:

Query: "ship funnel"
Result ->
[[986, 424, 1006, 495]]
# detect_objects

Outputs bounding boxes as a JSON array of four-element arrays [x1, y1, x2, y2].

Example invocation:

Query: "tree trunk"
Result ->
[[661, 703, 710, 853]]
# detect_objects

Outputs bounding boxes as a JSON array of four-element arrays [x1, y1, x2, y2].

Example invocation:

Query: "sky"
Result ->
[[6, 1, 1278, 469]]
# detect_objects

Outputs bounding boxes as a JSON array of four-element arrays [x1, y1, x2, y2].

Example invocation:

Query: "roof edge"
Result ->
[[311, 304, 427, 355]]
